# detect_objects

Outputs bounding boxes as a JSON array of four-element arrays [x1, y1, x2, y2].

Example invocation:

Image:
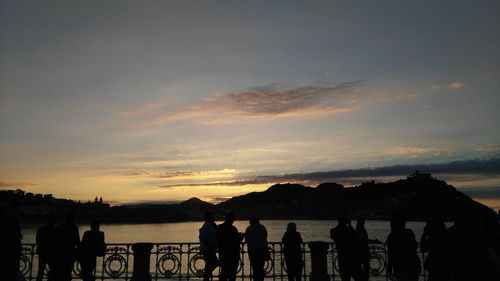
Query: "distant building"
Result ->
[[407, 170, 433, 180]]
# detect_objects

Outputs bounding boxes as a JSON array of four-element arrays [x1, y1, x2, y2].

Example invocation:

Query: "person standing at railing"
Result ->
[[52, 213, 80, 281], [36, 215, 56, 281], [0, 206, 22, 281], [199, 211, 219, 281], [245, 217, 269, 281], [79, 220, 106, 281], [420, 215, 450, 281], [355, 217, 370, 281], [330, 214, 362, 281], [282, 222, 303, 281], [386, 214, 420, 281], [217, 211, 244, 281]]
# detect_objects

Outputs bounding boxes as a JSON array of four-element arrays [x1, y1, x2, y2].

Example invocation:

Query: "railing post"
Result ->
[[132, 243, 153, 281], [308, 242, 330, 281]]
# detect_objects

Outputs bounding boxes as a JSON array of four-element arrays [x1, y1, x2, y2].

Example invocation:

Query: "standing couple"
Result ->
[[199, 211, 270, 281]]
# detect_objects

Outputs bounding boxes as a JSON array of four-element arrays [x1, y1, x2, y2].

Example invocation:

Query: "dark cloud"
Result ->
[[458, 187, 500, 199], [256, 158, 500, 182], [0, 181, 36, 190], [157, 179, 271, 189], [156, 158, 500, 189], [123, 171, 202, 179]]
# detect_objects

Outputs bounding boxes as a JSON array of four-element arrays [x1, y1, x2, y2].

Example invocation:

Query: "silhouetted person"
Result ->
[[36, 215, 56, 281], [245, 217, 269, 281], [0, 207, 22, 281], [282, 222, 303, 281], [355, 218, 370, 281], [330, 214, 362, 281], [217, 211, 244, 281], [79, 220, 105, 281], [199, 212, 218, 281], [52, 213, 80, 281], [480, 214, 500, 279], [448, 213, 497, 281], [386, 214, 420, 281], [420, 215, 449, 281]]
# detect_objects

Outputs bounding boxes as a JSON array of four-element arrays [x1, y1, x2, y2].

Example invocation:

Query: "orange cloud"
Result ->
[[120, 100, 169, 117], [447, 81, 464, 91], [431, 81, 465, 92], [144, 81, 364, 125]]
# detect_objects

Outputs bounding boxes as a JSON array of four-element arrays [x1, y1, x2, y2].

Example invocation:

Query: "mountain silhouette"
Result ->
[[1, 172, 496, 222], [216, 173, 495, 220]]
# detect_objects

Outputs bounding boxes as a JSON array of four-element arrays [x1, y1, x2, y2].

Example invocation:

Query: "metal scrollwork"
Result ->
[[333, 254, 340, 274], [264, 258, 274, 274], [73, 260, 81, 277], [20, 254, 32, 275], [188, 253, 205, 277], [158, 253, 180, 278], [368, 245, 386, 276], [104, 254, 127, 278]]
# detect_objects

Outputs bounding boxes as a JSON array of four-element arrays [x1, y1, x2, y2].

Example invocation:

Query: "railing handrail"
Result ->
[[20, 241, 428, 281]]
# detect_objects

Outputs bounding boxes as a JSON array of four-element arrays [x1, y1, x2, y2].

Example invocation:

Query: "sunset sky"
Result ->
[[1, 1, 499, 207]]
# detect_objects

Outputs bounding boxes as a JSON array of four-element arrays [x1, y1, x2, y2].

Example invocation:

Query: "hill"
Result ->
[[1, 172, 496, 223], [217, 172, 496, 220]]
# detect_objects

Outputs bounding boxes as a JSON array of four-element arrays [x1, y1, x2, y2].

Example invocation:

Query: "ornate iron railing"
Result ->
[[20, 242, 428, 281]]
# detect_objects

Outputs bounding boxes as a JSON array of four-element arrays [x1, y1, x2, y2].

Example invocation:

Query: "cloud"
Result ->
[[447, 81, 464, 91], [0, 180, 37, 190], [157, 178, 273, 189], [121, 169, 236, 180], [120, 100, 169, 117], [149, 81, 364, 124], [475, 144, 500, 154], [458, 187, 500, 199], [155, 158, 500, 188], [431, 81, 465, 92], [387, 146, 454, 158]]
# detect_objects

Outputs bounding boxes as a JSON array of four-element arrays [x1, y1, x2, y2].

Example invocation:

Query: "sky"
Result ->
[[1, 1, 499, 207]]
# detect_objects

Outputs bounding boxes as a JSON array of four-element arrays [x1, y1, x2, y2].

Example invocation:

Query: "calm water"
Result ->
[[21, 220, 435, 244]]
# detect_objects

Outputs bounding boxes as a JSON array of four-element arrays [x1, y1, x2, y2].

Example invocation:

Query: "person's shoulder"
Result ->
[[386, 232, 393, 240], [331, 226, 340, 234]]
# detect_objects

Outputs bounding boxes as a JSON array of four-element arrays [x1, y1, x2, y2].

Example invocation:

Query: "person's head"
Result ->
[[250, 216, 260, 225], [338, 213, 351, 227], [356, 217, 365, 229], [225, 211, 236, 224], [90, 220, 100, 230], [390, 213, 406, 231], [287, 222, 297, 232], [203, 211, 214, 223]]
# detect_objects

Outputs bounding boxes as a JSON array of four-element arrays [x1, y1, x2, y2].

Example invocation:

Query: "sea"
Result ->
[[21, 220, 436, 243]]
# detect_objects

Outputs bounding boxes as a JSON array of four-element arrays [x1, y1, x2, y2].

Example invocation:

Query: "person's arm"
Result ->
[[420, 227, 428, 253], [386, 234, 393, 275]]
